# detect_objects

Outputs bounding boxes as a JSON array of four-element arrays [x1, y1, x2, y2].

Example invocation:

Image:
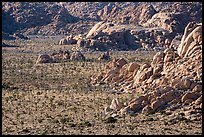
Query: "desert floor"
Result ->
[[2, 37, 202, 135]]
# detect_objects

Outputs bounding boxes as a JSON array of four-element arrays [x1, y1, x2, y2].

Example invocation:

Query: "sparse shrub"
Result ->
[[103, 117, 117, 123]]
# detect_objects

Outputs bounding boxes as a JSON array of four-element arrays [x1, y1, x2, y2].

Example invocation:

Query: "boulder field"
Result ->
[[91, 22, 202, 117]]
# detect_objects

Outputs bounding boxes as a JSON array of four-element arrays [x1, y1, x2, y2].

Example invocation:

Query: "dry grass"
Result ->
[[2, 38, 202, 135]]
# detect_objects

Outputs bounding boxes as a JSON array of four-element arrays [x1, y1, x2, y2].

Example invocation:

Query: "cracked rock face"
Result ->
[[177, 22, 202, 58]]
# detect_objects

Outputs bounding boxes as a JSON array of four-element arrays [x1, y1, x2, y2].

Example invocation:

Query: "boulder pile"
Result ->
[[70, 51, 86, 61], [143, 12, 187, 34], [97, 4, 157, 25], [59, 35, 77, 45], [84, 21, 138, 51], [36, 49, 85, 64], [132, 28, 173, 50], [74, 21, 175, 51], [91, 22, 202, 117], [142, 2, 202, 35]]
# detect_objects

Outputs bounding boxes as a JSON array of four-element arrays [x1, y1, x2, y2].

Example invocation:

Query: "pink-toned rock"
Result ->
[[70, 51, 86, 61], [66, 35, 77, 44], [164, 52, 175, 63], [109, 98, 123, 111], [91, 22, 203, 115], [104, 74, 115, 83], [160, 91, 175, 103], [153, 64, 163, 75], [116, 58, 128, 68], [120, 106, 131, 115], [111, 75, 120, 83], [165, 38, 171, 46], [174, 78, 192, 90], [192, 84, 202, 92], [128, 95, 148, 105], [181, 92, 198, 103], [134, 67, 152, 84], [189, 81, 197, 90], [151, 99, 165, 111], [128, 62, 140, 72], [164, 48, 172, 54], [128, 101, 146, 112], [119, 64, 129, 75], [59, 38, 67, 45], [177, 22, 202, 57], [156, 77, 169, 86], [183, 99, 194, 105], [171, 78, 180, 87], [36, 54, 53, 64], [86, 21, 105, 39], [140, 63, 150, 71], [151, 51, 164, 67], [77, 39, 85, 48], [194, 96, 202, 105], [146, 75, 155, 84], [106, 67, 120, 76], [142, 105, 153, 114], [170, 98, 181, 104]]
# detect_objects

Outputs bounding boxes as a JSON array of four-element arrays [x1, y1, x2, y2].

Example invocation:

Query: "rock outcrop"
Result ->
[[59, 35, 77, 45], [142, 2, 202, 35], [80, 21, 138, 51], [36, 49, 86, 64], [91, 22, 202, 117], [74, 20, 180, 51], [97, 4, 157, 25], [70, 51, 86, 61], [2, 2, 80, 36], [2, 2, 202, 37], [36, 54, 53, 64], [177, 22, 202, 58]]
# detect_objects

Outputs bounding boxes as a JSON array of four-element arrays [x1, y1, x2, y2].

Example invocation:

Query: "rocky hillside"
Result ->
[[2, 2, 202, 36], [2, 2, 80, 35], [91, 22, 202, 120]]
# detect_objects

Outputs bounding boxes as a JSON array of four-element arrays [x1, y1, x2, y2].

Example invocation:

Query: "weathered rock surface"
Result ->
[[142, 2, 202, 35], [177, 22, 202, 58], [91, 22, 202, 118], [84, 22, 138, 51], [76, 21, 177, 51]]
